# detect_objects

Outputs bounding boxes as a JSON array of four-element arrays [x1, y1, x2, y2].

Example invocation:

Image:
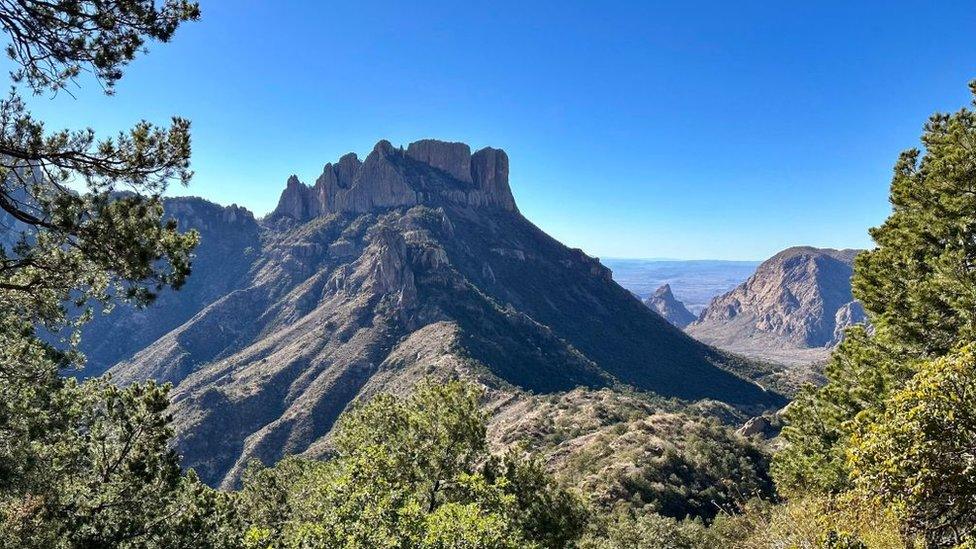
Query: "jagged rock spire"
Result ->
[[645, 284, 696, 328], [269, 139, 519, 222]]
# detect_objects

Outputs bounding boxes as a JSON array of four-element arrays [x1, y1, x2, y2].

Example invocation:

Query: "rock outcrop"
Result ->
[[736, 415, 778, 439], [94, 139, 782, 488], [269, 139, 518, 223], [687, 246, 868, 365], [644, 284, 696, 328], [406, 139, 472, 183]]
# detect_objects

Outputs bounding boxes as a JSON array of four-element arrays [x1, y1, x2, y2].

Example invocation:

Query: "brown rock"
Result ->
[[406, 139, 473, 183], [687, 246, 868, 365], [269, 139, 519, 223], [471, 147, 517, 211], [737, 415, 774, 438], [644, 284, 696, 328]]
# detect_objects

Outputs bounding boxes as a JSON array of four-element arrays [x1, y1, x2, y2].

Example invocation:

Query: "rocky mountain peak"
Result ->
[[164, 197, 258, 229], [269, 139, 518, 223], [644, 283, 696, 328], [471, 147, 515, 211], [687, 246, 868, 365], [334, 153, 361, 187], [406, 139, 473, 183], [95, 139, 782, 488]]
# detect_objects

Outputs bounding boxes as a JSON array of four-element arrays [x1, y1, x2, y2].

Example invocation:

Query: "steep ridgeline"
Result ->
[[0, 191, 262, 379], [104, 139, 782, 488], [644, 284, 696, 328], [686, 247, 867, 366], [76, 198, 262, 378]]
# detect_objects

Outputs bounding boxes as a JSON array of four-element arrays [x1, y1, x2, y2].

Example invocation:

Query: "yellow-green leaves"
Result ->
[[235, 381, 589, 548], [848, 345, 976, 545]]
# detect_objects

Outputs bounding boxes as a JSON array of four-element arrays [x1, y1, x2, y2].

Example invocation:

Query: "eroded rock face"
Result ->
[[78, 197, 262, 377], [406, 139, 472, 183], [737, 415, 778, 438], [687, 247, 868, 365], [99, 139, 782, 489], [833, 301, 867, 343], [313, 153, 362, 213], [274, 175, 318, 220], [644, 284, 696, 328], [269, 139, 518, 222], [471, 147, 516, 211]]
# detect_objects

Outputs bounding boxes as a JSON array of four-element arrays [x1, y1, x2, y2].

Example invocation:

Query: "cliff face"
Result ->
[[94, 139, 782, 488], [268, 140, 517, 223], [687, 247, 867, 365], [644, 284, 696, 328]]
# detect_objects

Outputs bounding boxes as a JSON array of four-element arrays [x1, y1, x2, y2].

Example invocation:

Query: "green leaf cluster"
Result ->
[[773, 81, 976, 547], [235, 381, 590, 548]]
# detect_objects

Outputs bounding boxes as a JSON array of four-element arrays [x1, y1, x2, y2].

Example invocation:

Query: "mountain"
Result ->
[[644, 284, 696, 328], [488, 388, 771, 521], [94, 139, 782, 487], [686, 246, 867, 366], [78, 197, 263, 378]]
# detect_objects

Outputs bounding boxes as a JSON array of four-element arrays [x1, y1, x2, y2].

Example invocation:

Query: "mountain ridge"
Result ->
[[644, 283, 696, 328], [83, 139, 783, 487], [686, 246, 867, 366], [268, 139, 517, 223]]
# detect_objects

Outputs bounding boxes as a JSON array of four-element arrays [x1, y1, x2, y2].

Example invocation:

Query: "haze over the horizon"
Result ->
[[15, 0, 976, 260]]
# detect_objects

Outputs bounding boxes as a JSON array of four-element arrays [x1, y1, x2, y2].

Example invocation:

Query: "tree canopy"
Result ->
[[773, 81, 976, 548], [0, 2, 222, 547], [235, 381, 590, 548]]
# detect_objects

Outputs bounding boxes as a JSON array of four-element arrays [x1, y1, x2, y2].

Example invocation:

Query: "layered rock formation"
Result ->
[[268, 140, 517, 222], [687, 246, 867, 365], [644, 284, 696, 328], [92, 139, 782, 488]]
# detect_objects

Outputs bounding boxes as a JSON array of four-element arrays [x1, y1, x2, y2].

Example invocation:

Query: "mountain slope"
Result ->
[[686, 246, 867, 365], [79, 197, 262, 377], [644, 284, 696, 328], [103, 139, 783, 487]]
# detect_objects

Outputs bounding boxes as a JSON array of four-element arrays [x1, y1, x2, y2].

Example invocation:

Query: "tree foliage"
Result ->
[[853, 84, 976, 356], [578, 511, 706, 549], [773, 81, 976, 547], [236, 381, 590, 548], [849, 345, 976, 546], [773, 326, 915, 494], [6, 2, 976, 548], [0, 1, 226, 547], [0, 0, 199, 94], [0, 0, 200, 345]]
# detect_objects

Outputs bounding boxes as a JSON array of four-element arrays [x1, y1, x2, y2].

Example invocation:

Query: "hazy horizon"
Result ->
[[18, 0, 976, 260]]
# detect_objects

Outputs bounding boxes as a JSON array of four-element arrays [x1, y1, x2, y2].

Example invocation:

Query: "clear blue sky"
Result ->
[[18, 1, 976, 260]]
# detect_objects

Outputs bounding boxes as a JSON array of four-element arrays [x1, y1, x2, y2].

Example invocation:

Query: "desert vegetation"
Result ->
[[2, 2, 976, 548]]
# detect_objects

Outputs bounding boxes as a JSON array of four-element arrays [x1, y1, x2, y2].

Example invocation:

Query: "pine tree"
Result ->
[[774, 81, 976, 546], [0, 3, 241, 547]]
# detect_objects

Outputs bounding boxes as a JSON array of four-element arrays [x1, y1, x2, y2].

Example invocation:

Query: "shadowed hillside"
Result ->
[[89, 139, 783, 487]]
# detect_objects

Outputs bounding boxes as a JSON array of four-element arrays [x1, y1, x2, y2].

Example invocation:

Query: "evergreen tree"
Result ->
[[849, 345, 976, 546], [237, 381, 590, 548], [774, 81, 976, 546], [0, 2, 240, 547]]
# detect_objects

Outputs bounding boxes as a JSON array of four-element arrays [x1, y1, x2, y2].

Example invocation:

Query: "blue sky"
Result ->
[[18, 1, 976, 260]]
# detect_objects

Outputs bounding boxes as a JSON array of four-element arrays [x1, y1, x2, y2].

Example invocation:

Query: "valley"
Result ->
[[77, 139, 784, 489], [602, 258, 759, 314], [2, 3, 969, 543]]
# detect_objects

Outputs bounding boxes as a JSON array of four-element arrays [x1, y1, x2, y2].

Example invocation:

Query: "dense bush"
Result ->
[[849, 346, 976, 545], [234, 381, 590, 548], [772, 81, 976, 548]]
